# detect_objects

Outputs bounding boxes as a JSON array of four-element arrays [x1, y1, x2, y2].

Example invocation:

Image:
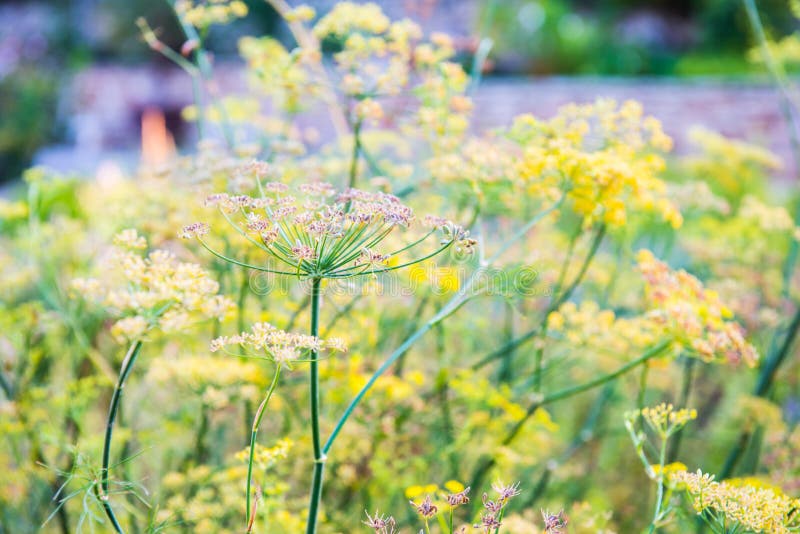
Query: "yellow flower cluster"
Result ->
[[414, 61, 472, 151], [512, 99, 681, 228], [639, 403, 697, 438], [147, 356, 266, 407], [175, 0, 248, 28], [157, 461, 302, 533], [637, 249, 758, 366], [734, 395, 785, 434], [312, 2, 390, 38], [426, 136, 515, 187], [749, 33, 800, 66], [684, 127, 782, 203], [672, 470, 800, 533], [548, 300, 664, 355], [238, 36, 321, 114], [312, 2, 420, 105], [235, 438, 293, 469], [666, 181, 730, 216], [71, 229, 234, 342], [738, 195, 800, 235]]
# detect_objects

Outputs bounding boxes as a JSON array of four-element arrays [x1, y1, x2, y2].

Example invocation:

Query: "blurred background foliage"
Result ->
[[480, 0, 796, 75], [0, 0, 797, 182]]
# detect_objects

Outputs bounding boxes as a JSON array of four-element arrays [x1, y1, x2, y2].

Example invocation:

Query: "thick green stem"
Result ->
[[305, 278, 324, 534], [100, 340, 143, 534], [246, 365, 281, 533]]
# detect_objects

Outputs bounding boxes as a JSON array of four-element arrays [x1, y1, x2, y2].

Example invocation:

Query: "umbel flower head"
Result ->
[[210, 322, 346, 369], [636, 249, 759, 366], [671, 469, 800, 533], [626, 403, 698, 440], [71, 229, 234, 342], [181, 180, 471, 279]]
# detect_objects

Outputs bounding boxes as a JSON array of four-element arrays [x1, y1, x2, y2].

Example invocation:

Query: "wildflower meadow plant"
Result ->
[[71, 230, 234, 531], [4, 2, 800, 534], [182, 180, 471, 532]]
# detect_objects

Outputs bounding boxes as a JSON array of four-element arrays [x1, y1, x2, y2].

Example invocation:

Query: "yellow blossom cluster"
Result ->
[[426, 136, 516, 190], [157, 461, 302, 533], [672, 469, 800, 533], [71, 229, 234, 342], [547, 300, 664, 354], [639, 403, 697, 438], [175, 0, 248, 28], [666, 181, 730, 216], [749, 33, 800, 67], [312, 2, 391, 38], [512, 99, 681, 228], [147, 356, 266, 407], [733, 395, 786, 434], [238, 36, 321, 114], [738, 195, 800, 235], [234, 438, 293, 470], [413, 60, 472, 151], [637, 249, 758, 366], [684, 127, 782, 204], [311, 1, 470, 143]]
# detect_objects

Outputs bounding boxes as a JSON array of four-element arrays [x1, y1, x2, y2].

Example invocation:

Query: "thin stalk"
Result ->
[[525, 383, 615, 508], [472, 224, 605, 372], [720, 306, 800, 478], [245, 365, 281, 532], [744, 0, 800, 295], [348, 120, 362, 190], [668, 357, 695, 463], [100, 340, 144, 534], [648, 438, 668, 533], [469, 339, 672, 494], [323, 201, 563, 455], [305, 278, 324, 534], [637, 364, 650, 412], [533, 224, 606, 390]]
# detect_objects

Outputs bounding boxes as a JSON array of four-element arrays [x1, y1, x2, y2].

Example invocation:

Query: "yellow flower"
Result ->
[[672, 469, 800, 533], [637, 249, 759, 366]]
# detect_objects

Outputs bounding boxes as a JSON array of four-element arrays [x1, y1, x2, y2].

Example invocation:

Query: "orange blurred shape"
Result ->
[[141, 107, 175, 167]]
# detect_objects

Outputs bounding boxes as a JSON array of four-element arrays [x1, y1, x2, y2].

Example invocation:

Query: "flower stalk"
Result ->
[[305, 278, 324, 534], [100, 340, 143, 534], [245, 365, 281, 532]]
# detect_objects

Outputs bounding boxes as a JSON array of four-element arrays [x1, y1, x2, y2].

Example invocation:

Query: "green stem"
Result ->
[[348, 120, 362, 190], [322, 201, 563, 455], [533, 224, 606, 390], [100, 341, 143, 534], [305, 278, 324, 534], [470, 339, 672, 495], [720, 306, 800, 478], [473, 224, 605, 372], [668, 357, 695, 463], [246, 365, 281, 533], [648, 437, 668, 533], [744, 0, 800, 296], [637, 364, 649, 412]]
